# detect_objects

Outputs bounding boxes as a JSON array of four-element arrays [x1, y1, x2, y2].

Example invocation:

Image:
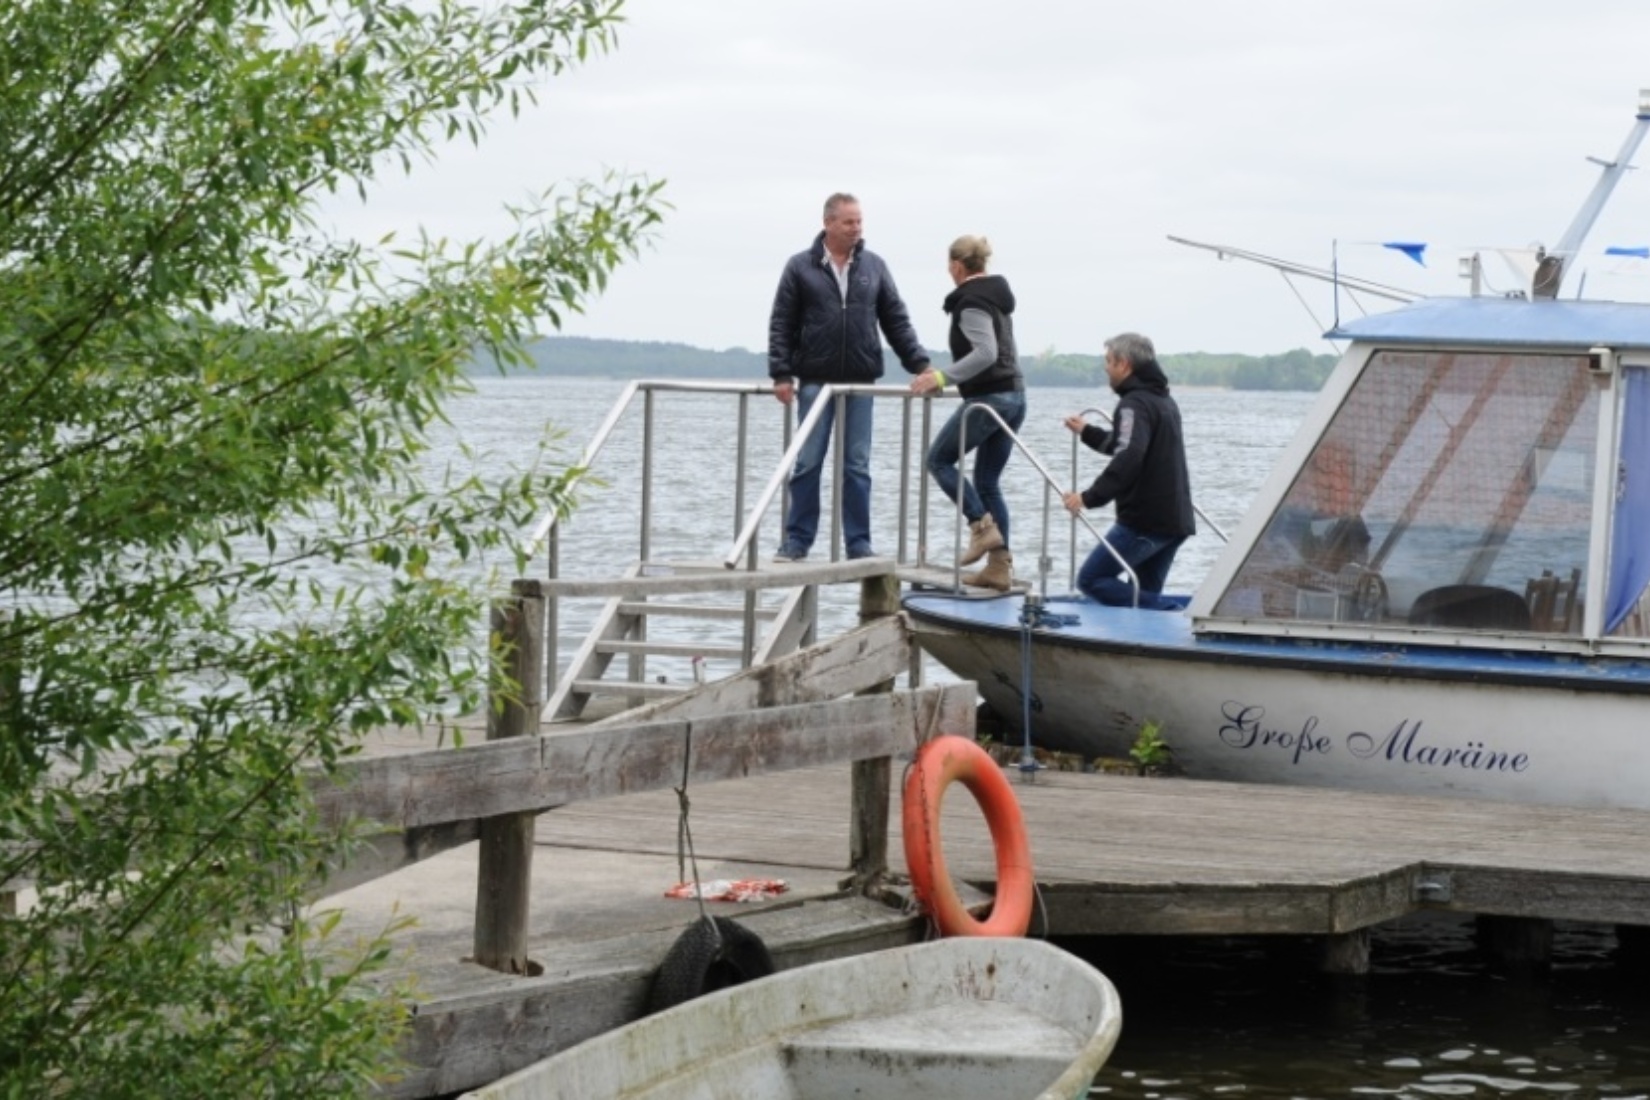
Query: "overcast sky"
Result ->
[[335, 1, 1650, 358]]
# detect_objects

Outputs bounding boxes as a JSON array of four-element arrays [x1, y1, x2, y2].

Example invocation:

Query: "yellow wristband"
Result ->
[[932, 369, 947, 390]]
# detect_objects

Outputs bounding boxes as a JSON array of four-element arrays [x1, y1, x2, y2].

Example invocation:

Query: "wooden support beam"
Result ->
[[848, 573, 903, 893], [586, 613, 911, 728], [1475, 914, 1553, 970], [1319, 928, 1371, 974], [314, 820, 481, 900], [474, 580, 546, 975], [311, 682, 977, 834]]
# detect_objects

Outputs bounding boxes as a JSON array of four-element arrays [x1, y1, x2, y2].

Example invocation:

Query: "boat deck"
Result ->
[[903, 590, 1650, 688], [332, 760, 1650, 1097]]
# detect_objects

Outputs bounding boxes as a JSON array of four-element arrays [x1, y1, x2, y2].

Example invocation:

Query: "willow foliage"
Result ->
[[0, 1, 662, 1094]]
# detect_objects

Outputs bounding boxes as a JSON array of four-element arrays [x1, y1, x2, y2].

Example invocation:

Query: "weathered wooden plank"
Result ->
[[568, 677, 685, 700], [310, 683, 975, 832], [541, 557, 898, 598], [1433, 864, 1650, 926], [1034, 866, 1418, 937], [753, 583, 816, 665], [546, 582, 640, 720], [587, 613, 913, 728], [314, 821, 480, 899], [615, 601, 778, 621], [593, 640, 744, 659]]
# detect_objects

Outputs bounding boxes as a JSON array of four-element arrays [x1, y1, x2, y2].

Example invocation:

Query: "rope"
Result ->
[[1013, 595, 1076, 781], [890, 687, 945, 911], [673, 724, 719, 944]]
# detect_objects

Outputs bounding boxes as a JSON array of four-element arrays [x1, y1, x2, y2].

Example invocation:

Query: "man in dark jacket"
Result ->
[[768, 193, 929, 561], [1061, 332, 1196, 609]]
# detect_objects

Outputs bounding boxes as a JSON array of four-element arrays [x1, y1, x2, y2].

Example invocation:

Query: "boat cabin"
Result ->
[[1190, 296, 1650, 652]]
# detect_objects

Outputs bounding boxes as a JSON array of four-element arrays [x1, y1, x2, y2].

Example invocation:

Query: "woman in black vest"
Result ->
[[911, 235, 1027, 591]]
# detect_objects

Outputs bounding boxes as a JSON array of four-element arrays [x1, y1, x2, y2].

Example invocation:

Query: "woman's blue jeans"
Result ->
[[1077, 522, 1188, 610], [925, 390, 1027, 547]]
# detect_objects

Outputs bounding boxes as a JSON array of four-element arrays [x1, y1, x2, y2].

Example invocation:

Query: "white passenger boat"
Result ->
[[460, 937, 1122, 1100], [906, 91, 1650, 811]]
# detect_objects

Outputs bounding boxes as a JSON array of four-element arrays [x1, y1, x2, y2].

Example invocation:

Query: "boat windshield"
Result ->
[[1214, 349, 1600, 634]]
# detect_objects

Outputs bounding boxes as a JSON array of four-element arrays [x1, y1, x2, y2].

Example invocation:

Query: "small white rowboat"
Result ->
[[461, 936, 1123, 1100]]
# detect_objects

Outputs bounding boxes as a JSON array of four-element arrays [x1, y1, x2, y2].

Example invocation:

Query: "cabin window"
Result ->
[[1606, 365, 1650, 637], [1215, 349, 1599, 634]]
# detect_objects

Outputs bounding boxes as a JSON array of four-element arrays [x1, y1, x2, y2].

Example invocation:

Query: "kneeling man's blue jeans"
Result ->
[[1076, 522, 1187, 610]]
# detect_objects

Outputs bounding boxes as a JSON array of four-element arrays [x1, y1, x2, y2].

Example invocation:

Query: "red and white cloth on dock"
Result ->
[[664, 878, 789, 903]]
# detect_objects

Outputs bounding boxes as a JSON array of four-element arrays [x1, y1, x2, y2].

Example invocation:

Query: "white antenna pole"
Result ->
[[1546, 89, 1650, 293]]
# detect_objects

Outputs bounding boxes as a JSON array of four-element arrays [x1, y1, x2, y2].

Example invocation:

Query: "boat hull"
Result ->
[[905, 592, 1650, 810], [463, 937, 1121, 1100]]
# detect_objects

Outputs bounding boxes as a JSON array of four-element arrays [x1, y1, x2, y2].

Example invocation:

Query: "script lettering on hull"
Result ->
[[1216, 702, 1531, 775]]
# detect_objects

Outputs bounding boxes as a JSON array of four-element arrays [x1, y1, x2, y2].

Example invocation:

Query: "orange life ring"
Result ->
[[901, 734, 1035, 937]]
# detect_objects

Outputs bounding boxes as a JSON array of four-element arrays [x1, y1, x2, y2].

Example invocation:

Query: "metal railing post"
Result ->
[[916, 398, 934, 566], [897, 394, 914, 563], [737, 391, 758, 666], [546, 523, 560, 697], [829, 391, 846, 561]]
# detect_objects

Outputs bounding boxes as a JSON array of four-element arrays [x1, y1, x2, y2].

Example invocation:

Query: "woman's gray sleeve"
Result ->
[[944, 308, 999, 383]]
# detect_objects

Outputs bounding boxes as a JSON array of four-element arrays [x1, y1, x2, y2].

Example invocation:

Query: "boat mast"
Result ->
[[1533, 89, 1650, 299]]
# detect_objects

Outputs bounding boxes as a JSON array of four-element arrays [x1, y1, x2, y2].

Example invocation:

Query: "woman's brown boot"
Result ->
[[960, 515, 1004, 565], [962, 548, 1013, 592]]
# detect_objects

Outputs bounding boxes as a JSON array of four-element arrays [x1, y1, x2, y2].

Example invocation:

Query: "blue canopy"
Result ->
[[1327, 296, 1650, 350]]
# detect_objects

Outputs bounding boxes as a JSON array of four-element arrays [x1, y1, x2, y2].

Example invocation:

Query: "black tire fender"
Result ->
[[645, 916, 775, 1014]]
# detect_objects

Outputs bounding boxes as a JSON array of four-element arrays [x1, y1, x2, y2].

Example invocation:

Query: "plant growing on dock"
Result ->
[[0, 1, 662, 1095], [1128, 720, 1174, 769]]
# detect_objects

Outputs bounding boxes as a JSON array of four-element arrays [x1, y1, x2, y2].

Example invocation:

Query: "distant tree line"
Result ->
[[478, 336, 1338, 392]]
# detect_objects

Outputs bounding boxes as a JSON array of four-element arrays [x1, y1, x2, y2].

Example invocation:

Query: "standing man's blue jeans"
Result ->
[[1077, 522, 1188, 610], [783, 383, 875, 556], [926, 391, 1027, 546]]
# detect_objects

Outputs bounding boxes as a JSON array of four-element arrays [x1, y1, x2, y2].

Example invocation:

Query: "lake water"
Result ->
[[439, 375, 1650, 1099]]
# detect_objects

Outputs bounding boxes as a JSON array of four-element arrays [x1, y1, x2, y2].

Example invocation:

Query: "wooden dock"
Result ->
[[262, 561, 1650, 1097], [326, 705, 1650, 1097]]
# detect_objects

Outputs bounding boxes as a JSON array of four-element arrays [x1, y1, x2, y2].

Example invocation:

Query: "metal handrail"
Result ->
[[722, 382, 939, 569], [522, 379, 779, 562], [939, 401, 1139, 605], [522, 381, 1228, 607]]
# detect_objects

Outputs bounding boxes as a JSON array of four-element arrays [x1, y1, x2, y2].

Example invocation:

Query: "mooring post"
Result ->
[[1475, 914, 1554, 970], [1319, 928, 1372, 974], [473, 579, 546, 974], [847, 571, 901, 890]]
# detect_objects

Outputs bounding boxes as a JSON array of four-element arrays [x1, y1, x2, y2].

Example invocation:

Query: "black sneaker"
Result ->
[[846, 544, 877, 560], [773, 544, 807, 563]]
